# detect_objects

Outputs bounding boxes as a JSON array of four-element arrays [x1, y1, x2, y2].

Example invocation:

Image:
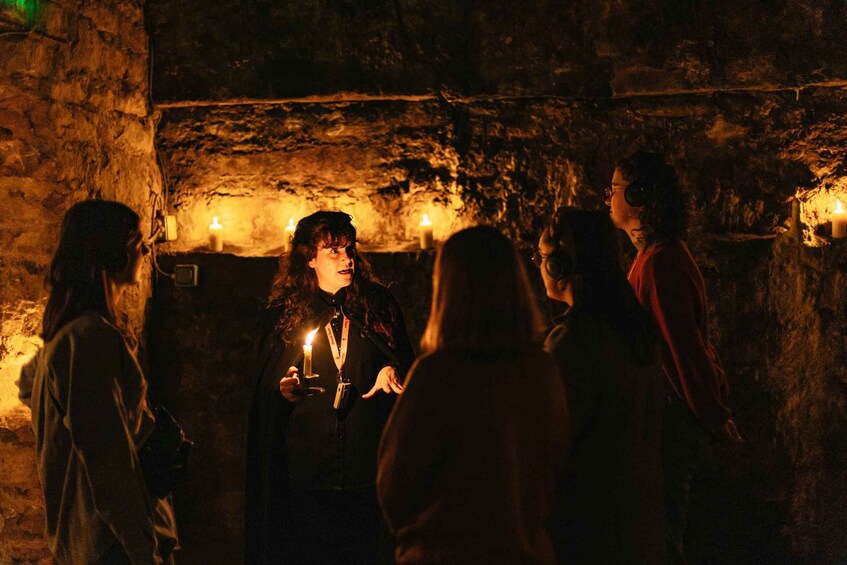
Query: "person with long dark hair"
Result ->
[[246, 210, 414, 564], [607, 151, 742, 564], [17, 200, 178, 564], [377, 226, 568, 565], [535, 207, 666, 563]]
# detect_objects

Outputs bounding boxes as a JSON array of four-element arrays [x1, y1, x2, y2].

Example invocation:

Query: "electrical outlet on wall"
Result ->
[[174, 264, 198, 287]]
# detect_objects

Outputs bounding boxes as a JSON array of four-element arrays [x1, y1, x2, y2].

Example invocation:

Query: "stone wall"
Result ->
[[2, 0, 844, 562], [146, 0, 847, 559], [156, 89, 839, 257], [0, 0, 160, 561], [145, 0, 847, 100], [147, 0, 847, 556], [153, 88, 847, 562]]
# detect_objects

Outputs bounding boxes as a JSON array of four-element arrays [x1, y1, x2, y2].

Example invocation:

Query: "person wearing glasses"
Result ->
[[534, 207, 666, 564], [16, 200, 178, 564], [378, 226, 568, 565], [606, 151, 742, 564]]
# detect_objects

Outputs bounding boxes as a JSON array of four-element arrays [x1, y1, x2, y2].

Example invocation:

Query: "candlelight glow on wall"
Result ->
[[165, 196, 310, 256], [284, 218, 296, 253], [832, 200, 846, 239], [408, 202, 467, 250], [419, 214, 434, 250], [797, 182, 847, 246], [164, 191, 472, 256], [0, 305, 43, 415], [208, 216, 223, 252]]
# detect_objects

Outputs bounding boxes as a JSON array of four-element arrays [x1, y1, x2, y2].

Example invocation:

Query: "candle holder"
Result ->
[[295, 373, 325, 397]]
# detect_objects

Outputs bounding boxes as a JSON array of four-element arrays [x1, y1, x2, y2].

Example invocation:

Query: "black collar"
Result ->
[[318, 289, 336, 307]]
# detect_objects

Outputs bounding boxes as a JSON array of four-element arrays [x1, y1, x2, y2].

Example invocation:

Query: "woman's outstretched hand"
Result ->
[[279, 366, 302, 402], [362, 366, 404, 398]]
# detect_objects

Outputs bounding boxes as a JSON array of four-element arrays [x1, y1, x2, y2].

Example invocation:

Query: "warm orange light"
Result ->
[[833, 199, 846, 239], [208, 216, 223, 252], [419, 213, 434, 250], [283, 218, 296, 253], [304, 328, 318, 346], [0, 331, 42, 415], [303, 328, 319, 376]]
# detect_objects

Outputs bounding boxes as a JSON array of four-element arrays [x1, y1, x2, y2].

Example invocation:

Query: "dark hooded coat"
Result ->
[[245, 284, 414, 564]]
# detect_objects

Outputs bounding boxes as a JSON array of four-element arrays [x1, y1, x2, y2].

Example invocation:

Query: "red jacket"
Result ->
[[628, 241, 731, 432]]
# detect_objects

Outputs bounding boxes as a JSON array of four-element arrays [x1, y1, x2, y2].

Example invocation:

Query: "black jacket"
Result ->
[[245, 283, 414, 564], [545, 306, 667, 564]]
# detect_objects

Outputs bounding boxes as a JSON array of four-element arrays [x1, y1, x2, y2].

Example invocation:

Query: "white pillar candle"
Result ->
[[303, 328, 318, 376], [833, 200, 847, 239], [419, 213, 434, 250], [209, 216, 223, 252], [284, 218, 296, 253]]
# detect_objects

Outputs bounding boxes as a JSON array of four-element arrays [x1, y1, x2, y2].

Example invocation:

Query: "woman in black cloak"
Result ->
[[246, 211, 414, 564]]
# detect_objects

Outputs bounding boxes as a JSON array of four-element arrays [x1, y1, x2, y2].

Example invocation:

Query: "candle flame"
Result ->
[[210, 216, 222, 228], [421, 213, 432, 226], [836, 199, 845, 214], [286, 217, 296, 230], [305, 328, 318, 346]]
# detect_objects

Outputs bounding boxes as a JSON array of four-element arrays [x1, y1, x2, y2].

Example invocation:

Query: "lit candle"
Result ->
[[833, 200, 847, 239], [284, 217, 296, 253], [303, 328, 318, 376], [419, 213, 434, 250], [209, 216, 223, 252]]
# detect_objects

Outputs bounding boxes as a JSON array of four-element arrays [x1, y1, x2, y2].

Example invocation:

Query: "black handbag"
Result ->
[[139, 405, 193, 498]]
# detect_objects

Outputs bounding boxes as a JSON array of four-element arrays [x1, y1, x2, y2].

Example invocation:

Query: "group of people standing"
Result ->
[[18, 150, 739, 565], [246, 151, 741, 564]]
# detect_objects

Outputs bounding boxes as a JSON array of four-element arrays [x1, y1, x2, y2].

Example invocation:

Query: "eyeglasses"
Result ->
[[531, 250, 549, 269], [605, 184, 626, 199]]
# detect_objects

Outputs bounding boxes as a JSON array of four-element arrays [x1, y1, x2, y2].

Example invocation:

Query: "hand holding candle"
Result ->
[[303, 328, 318, 376], [279, 366, 302, 402], [419, 213, 434, 250], [833, 199, 846, 239], [284, 217, 296, 253], [209, 216, 223, 252]]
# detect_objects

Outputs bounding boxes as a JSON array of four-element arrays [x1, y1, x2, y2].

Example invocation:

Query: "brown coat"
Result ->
[[377, 348, 569, 565]]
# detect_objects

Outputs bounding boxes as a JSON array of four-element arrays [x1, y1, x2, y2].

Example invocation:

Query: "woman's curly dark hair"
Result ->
[[266, 211, 398, 345], [616, 151, 687, 244]]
